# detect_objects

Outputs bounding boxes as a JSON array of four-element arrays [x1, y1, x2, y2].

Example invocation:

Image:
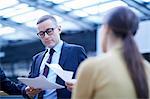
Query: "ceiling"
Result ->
[[0, 0, 150, 44]]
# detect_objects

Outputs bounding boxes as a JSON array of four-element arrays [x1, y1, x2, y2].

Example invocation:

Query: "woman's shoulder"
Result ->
[[79, 53, 112, 71]]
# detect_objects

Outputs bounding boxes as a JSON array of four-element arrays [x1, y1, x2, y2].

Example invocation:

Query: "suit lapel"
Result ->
[[59, 42, 68, 69], [35, 50, 47, 76], [57, 42, 69, 86]]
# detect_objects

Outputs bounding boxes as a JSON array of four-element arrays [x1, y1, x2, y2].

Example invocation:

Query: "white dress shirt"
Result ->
[[38, 40, 63, 99]]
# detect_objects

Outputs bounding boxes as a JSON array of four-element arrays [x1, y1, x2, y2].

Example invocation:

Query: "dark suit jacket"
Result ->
[[20, 42, 87, 99], [0, 67, 22, 95]]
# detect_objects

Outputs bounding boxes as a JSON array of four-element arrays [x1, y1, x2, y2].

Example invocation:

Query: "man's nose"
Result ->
[[44, 32, 50, 38]]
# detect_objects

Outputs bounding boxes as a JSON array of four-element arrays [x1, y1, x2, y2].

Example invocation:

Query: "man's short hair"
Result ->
[[37, 15, 57, 25]]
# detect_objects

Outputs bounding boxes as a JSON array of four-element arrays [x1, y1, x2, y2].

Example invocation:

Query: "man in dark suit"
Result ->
[[0, 67, 22, 95], [19, 15, 87, 99]]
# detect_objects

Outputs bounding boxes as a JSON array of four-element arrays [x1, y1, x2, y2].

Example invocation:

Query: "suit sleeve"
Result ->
[[28, 54, 39, 78], [16, 55, 39, 98], [73, 46, 87, 78], [77, 46, 87, 63], [0, 68, 22, 95]]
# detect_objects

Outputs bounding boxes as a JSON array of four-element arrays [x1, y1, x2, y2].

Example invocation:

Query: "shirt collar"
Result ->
[[46, 40, 63, 53]]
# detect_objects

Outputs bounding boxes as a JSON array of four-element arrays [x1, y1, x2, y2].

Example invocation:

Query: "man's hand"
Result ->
[[25, 86, 42, 97], [65, 82, 74, 91], [65, 79, 77, 91]]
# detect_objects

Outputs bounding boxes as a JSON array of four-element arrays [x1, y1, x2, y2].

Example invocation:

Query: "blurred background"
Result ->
[[0, 0, 150, 82]]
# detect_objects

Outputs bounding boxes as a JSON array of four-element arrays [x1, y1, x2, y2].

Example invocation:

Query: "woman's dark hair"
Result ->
[[105, 6, 149, 98]]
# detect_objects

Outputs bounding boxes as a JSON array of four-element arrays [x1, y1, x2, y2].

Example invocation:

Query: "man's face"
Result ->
[[37, 19, 61, 48]]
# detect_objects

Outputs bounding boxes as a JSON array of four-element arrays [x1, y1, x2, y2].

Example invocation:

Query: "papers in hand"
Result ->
[[18, 75, 64, 90], [68, 79, 77, 84], [45, 63, 74, 82]]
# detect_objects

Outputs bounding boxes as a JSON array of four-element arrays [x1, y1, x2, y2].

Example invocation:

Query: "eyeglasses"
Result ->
[[37, 28, 56, 38]]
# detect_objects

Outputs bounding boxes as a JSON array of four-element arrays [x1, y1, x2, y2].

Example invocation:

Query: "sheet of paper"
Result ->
[[45, 63, 74, 82], [68, 79, 77, 84], [18, 75, 64, 90]]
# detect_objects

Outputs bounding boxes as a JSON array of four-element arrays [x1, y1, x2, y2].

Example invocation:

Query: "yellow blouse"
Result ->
[[72, 44, 150, 99]]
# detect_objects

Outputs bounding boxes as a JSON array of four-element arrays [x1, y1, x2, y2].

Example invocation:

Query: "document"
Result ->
[[18, 75, 64, 90], [45, 63, 74, 82], [68, 79, 77, 84]]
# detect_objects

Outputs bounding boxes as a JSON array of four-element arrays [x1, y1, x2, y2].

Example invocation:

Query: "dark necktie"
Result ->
[[38, 48, 55, 99], [43, 48, 55, 77]]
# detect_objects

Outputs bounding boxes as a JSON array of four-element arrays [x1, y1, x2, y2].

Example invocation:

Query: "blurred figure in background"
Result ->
[[19, 15, 87, 99], [72, 6, 150, 99], [0, 67, 22, 95]]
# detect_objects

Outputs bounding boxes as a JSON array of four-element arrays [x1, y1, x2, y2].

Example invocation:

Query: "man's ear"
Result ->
[[58, 26, 61, 31], [58, 26, 61, 34]]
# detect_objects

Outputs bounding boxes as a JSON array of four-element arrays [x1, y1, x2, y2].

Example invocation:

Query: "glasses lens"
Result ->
[[46, 28, 54, 35], [37, 32, 45, 37], [37, 28, 55, 37]]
